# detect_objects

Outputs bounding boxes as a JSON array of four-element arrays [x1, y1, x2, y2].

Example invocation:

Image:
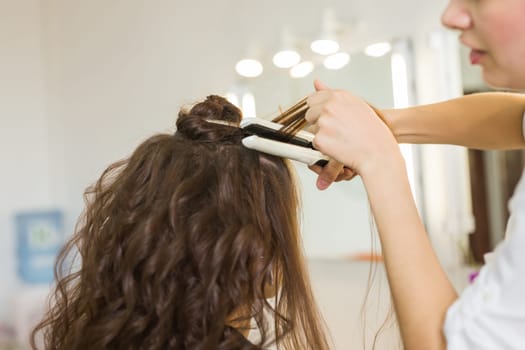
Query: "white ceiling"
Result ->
[[40, 0, 451, 102], [177, 0, 450, 55]]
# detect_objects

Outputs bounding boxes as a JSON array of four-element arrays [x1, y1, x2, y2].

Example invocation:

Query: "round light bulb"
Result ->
[[323, 52, 350, 70], [310, 39, 340, 55], [289, 61, 314, 78], [365, 42, 392, 57], [272, 50, 301, 68], [235, 59, 263, 78]]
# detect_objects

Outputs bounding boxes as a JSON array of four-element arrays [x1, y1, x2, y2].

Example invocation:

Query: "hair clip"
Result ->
[[204, 119, 239, 127]]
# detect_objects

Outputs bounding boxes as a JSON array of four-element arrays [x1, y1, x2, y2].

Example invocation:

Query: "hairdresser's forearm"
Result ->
[[361, 157, 457, 350], [383, 92, 525, 149]]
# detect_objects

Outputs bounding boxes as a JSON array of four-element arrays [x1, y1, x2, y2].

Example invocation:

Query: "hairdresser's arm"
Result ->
[[311, 92, 525, 189], [306, 85, 457, 350], [384, 92, 525, 149], [361, 157, 457, 350]]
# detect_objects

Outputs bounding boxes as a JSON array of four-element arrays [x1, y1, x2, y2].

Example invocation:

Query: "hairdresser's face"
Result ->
[[441, 0, 525, 89]]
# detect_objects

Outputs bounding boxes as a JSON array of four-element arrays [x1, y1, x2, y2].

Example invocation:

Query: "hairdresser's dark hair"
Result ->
[[31, 95, 330, 350]]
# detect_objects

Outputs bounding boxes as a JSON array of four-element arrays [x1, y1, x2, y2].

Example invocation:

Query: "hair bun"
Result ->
[[175, 95, 244, 143]]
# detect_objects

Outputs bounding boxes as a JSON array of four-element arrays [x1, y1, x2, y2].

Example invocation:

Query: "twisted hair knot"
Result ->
[[175, 95, 245, 144]]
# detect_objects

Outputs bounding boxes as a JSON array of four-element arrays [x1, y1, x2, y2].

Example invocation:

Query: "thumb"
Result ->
[[314, 79, 330, 91]]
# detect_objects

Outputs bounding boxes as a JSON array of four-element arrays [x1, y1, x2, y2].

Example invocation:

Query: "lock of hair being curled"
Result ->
[[30, 95, 330, 350]]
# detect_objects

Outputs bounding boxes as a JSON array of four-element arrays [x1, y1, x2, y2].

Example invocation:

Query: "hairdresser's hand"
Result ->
[[306, 80, 401, 182], [308, 161, 356, 190], [304, 110, 356, 190]]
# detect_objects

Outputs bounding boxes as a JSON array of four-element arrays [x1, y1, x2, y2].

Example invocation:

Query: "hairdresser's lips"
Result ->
[[469, 49, 487, 65], [460, 37, 487, 65]]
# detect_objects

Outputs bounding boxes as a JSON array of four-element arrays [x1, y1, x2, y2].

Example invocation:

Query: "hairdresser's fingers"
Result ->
[[307, 79, 333, 107], [314, 79, 330, 91], [315, 160, 346, 190], [308, 79, 332, 108], [305, 123, 319, 134], [335, 167, 357, 182], [306, 91, 331, 110], [304, 104, 324, 125], [308, 164, 357, 183], [308, 164, 322, 174]]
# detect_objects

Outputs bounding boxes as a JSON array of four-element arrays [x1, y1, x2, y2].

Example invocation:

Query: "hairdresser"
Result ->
[[305, 0, 525, 349]]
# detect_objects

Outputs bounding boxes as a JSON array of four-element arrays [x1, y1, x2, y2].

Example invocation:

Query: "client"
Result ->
[[31, 95, 330, 350]]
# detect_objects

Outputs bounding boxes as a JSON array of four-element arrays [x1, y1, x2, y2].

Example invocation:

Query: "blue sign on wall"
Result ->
[[15, 210, 64, 284]]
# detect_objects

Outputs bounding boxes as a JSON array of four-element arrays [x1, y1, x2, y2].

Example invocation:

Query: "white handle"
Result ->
[[242, 135, 329, 166]]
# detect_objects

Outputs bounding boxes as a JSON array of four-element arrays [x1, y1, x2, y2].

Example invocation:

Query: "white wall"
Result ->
[[41, 0, 241, 221], [0, 0, 52, 321]]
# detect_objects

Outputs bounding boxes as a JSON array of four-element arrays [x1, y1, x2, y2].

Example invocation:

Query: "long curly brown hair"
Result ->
[[31, 95, 331, 350]]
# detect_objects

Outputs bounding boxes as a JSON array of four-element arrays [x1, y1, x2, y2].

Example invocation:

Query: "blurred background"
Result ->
[[2, 0, 518, 348]]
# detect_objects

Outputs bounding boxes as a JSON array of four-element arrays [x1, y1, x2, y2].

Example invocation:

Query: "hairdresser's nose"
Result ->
[[441, 0, 472, 30]]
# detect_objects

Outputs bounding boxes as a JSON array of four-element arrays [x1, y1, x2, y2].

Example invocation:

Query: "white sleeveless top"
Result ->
[[444, 167, 525, 349]]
